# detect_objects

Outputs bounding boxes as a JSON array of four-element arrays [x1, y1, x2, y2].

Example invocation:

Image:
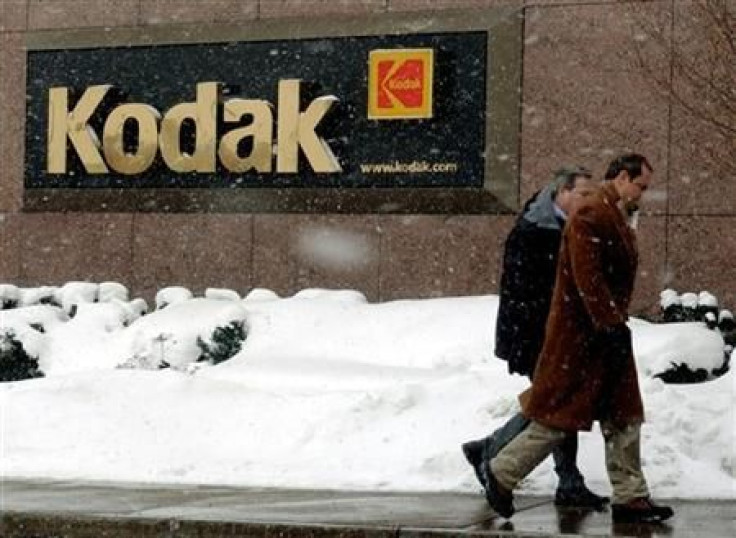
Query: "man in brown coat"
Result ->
[[462, 166, 606, 509], [483, 154, 674, 524]]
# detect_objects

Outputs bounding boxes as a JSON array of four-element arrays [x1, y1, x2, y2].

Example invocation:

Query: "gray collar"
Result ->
[[523, 184, 565, 230]]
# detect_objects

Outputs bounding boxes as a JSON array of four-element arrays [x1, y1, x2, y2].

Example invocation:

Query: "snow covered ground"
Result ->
[[0, 285, 734, 500]]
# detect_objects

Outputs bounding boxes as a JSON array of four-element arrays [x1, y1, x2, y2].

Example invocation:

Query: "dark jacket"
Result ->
[[494, 184, 566, 378], [519, 182, 644, 431]]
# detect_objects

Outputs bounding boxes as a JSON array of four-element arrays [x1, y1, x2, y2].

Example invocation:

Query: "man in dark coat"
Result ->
[[463, 166, 606, 508], [483, 154, 674, 524], [495, 168, 593, 377]]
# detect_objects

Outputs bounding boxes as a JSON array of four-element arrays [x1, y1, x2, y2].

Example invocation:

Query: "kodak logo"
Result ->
[[368, 49, 433, 120]]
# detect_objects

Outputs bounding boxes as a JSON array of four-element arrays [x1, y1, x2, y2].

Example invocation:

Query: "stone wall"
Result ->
[[1, 0, 733, 313]]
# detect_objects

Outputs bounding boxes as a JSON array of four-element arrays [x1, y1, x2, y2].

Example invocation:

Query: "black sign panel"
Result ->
[[25, 32, 487, 190]]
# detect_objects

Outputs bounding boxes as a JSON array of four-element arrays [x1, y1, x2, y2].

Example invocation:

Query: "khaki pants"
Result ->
[[490, 420, 649, 504]]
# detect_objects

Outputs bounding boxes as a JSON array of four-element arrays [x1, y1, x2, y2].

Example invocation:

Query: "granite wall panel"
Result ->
[[631, 216, 667, 316], [667, 0, 735, 215], [0, 214, 22, 282], [379, 215, 514, 300], [28, 0, 140, 30], [389, 0, 508, 11], [141, 0, 258, 25], [0, 32, 24, 213], [666, 216, 736, 311], [388, 0, 622, 12], [0, 0, 28, 31], [252, 215, 381, 300], [131, 214, 254, 301], [259, 0, 387, 19], [17, 213, 134, 285], [520, 1, 671, 215]]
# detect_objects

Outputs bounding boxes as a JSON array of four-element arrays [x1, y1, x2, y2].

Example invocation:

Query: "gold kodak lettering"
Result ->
[[159, 82, 218, 173], [218, 99, 273, 173], [277, 79, 342, 174], [103, 104, 160, 175], [47, 85, 111, 174], [47, 80, 342, 177]]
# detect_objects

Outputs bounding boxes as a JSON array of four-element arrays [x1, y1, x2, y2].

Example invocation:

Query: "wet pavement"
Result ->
[[0, 479, 733, 537]]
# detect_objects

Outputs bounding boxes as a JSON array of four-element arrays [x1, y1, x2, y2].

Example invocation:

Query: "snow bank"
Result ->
[[0, 288, 733, 500]]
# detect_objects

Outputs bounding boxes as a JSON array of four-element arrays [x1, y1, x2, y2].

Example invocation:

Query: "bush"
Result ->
[[654, 362, 709, 384], [658, 288, 733, 379], [0, 330, 44, 382], [0, 284, 20, 309], [197, 321, 247, 365]]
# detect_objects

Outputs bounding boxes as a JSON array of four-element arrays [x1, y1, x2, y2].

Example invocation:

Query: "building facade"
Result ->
[[0, 0, 733, 314]]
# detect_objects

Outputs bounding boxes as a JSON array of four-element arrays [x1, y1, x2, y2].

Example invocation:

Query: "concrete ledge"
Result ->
[[0, 479, 732, 537], [0, 511, 579, 538], [2, 513, 401, 538]]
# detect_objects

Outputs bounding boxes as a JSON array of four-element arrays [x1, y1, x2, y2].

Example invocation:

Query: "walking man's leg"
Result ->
[[462, 412, 530, 489], [485, 421, 566, 518], [552, 433, 609, 508], [464, 415, 608, 509], [602, 421, 673, 523]]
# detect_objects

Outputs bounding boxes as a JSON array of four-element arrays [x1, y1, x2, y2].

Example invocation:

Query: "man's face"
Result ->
[[572, 176, 597, 199], [619, 165, 653, 214], [557, 176, 596, 214]]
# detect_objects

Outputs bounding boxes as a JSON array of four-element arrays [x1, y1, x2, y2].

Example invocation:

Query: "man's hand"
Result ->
[[594, 323, 634, 414], [600, 323, 630, 339], [597, 323, 632, 364]]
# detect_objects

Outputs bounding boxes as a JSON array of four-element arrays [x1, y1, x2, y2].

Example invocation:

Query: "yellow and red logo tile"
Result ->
[[368, 48, 434, 120]]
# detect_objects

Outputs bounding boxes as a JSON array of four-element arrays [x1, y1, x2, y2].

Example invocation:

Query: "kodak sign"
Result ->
[[26, 31, 489, 195], [368, 48, 434, 120], [46, 80, 342, 176]]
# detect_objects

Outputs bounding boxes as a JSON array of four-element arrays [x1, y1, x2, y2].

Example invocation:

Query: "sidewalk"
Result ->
[[0, 479, 733, 537]]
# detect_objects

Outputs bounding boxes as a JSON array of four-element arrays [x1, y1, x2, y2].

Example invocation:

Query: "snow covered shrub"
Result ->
[[680, 292, 700, 321], [715, 310, 735, 377], [655, 289, 733, 380], [243, 288, 280, 302], [118, 332, 175, 370], [718, 309, 735, 342], [19, 286, 60, 307], [0, 330, 44, 382], [117, 299, 248, 370], [720, 309, 735, 330], [196, 321, 247, 365], [98, 282, 129, 303], [659, 289, 683, 322], [56, 282, 99, 317], [155, 286, 193, 310], [697, 291, 719, 322], [97, 297, 148, 327], [712, 351, 731, 378], [205, 288, 241, 301], [659, 289, 732, 333], [654, 363, 709, 384], [127, 298, 149, 322], [0, 284, 20, 309]]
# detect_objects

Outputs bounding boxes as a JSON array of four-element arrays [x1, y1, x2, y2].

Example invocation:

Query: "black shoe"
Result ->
[[461, 439, 488, 490], [612, 497, 674, 523], [555, 486, 610, 509], [481, 463, 515, 518]]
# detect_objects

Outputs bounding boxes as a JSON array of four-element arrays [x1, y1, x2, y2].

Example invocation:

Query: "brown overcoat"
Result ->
[[519, 182, 645, 431]]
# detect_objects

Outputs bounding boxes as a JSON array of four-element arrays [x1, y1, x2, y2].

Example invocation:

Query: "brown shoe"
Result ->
[[612, 497, 674, 523]]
